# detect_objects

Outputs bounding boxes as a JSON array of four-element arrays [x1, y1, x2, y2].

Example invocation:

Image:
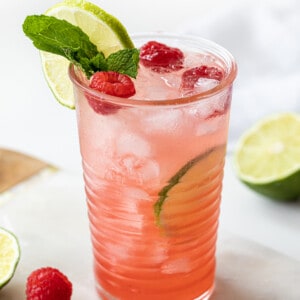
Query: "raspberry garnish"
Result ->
[[26, 267, 72, 300], [181, 65, 224, 89], [90, 71, 136, 98], [87, 71, 136, 114], [140, 41, 184, 72]]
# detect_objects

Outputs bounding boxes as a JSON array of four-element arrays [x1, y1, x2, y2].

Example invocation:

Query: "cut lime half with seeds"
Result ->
[[0, 227, 20, 289], [155, 146, 226, 235], [41, 0, 134, 109], [234, 113, 300, 201]]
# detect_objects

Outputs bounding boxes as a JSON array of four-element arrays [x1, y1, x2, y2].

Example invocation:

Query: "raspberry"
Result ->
[[26, 267, 72, 300], [86, 71, 136, 115], [181, 65, 224, 89], [90, 71, 136, 97], [140, 41, 184, 72], [86, 97, 121, 115]]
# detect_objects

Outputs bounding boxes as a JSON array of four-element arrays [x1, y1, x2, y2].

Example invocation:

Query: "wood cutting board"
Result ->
[[0, 148, 50, 193]]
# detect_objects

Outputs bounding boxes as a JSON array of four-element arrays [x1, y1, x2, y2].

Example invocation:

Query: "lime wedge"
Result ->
[[41, 0, 134, 109], [155, 146, 226, 235], [0, 227, 20, 289], [234, 113, 300, 201]]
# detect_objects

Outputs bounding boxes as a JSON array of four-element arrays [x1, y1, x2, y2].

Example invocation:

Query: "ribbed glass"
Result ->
[[70, 33, 237, 299]]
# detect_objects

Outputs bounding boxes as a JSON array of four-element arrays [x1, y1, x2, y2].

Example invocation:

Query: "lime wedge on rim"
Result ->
[[0, 227, 20, 289], [234, 113, 300, 201], [41, 0, 134, 109]]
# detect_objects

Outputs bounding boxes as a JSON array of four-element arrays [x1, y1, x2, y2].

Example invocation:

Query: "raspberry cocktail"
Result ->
[[70, 33, 237, 299]]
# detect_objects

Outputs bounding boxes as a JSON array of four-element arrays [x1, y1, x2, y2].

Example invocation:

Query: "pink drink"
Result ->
[[70, 33, 237, 299]]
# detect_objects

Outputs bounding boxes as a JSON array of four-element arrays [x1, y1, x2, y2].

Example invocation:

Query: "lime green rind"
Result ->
[[47, 81, 75, 109], [83, 3, 134, 49], [0, 227, 21, 290], [52, 0, 134, 49], [234, 154, 300, 184], [41, 63, 75, 109], [242, 169, 300, 202]]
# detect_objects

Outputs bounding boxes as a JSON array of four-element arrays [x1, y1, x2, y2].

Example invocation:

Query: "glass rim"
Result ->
[[69, 32, 237, 107]]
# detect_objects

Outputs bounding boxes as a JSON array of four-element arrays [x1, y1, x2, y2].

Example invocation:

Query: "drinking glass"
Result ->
[[69, 33, 237, 300]]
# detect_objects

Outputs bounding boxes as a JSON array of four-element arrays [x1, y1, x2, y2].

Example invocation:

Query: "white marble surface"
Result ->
[[0, 160, 299, 299]]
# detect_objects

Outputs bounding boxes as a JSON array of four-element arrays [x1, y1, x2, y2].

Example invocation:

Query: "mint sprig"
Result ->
[[22, 15, 139, 78]]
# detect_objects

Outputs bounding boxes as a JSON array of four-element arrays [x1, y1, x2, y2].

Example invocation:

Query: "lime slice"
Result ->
[[41, 0, 134, 109], [155, 146, 226, 235], [0, 227, 20, 289], [234, 113, 300, 201]]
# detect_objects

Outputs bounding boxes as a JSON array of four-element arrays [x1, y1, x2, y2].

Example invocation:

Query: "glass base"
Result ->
[[194, 285, 215, 300], [95, 282, 215, 300]]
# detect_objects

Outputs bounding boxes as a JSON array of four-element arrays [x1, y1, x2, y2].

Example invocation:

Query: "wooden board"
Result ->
[[0, 148, 49, 193]]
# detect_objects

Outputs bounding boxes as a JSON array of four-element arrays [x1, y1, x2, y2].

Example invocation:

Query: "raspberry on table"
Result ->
[[26, 267, 72, 300], [140, 41, 184, 73], [181, 65, 224, 89], [87, 71, 136, 114]]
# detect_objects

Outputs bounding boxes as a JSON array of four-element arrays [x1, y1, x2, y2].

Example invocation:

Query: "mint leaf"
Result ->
[[23, 15, 99, 76], [107, 49, 140, 78], [22, 15, 139, 78], [89, 53, 108, 73]]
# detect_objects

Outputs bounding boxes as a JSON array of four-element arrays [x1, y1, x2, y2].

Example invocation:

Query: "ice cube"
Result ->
[[116, 133, 151, 157], [133, 65, 182, 100], [161, 257, 192, 274], [110, 155, 160, 187], [195, 114, 226, 135], [194, 78, 220, 92], [140, 107, 184, 135], [104, 241, 130, 263], [147, 241, 168, 264]]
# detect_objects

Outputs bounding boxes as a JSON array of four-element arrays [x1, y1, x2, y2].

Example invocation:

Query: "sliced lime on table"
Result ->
[[40, 0, 134, 109], [234, 113, 300, 201], [0, 227, 20, 289]]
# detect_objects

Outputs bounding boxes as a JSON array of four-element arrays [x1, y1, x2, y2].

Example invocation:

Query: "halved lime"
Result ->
[[155, 146, 226, 235], [234, 113, 300, 201], [0, 227, 20, 289], [41, 0, 134, 108]]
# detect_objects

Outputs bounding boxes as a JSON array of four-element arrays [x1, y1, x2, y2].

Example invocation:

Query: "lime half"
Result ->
[[41, 0, 134, 108], [234, 113, 300, 201], [0, 227, 20, 289]]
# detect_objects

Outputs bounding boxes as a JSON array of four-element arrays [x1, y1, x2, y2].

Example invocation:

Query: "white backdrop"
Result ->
[[1, 0, 299, 170]]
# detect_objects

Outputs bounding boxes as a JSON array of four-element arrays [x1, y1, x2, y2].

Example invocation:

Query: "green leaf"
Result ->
[[23, 15, 99, 60], [107, 49, 140, 78], [89, 52, 108, 73], [23, 14, 139, 78]]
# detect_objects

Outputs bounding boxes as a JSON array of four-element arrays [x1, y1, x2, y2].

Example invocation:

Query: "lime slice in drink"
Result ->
[[234, 113, 300, 201], [0, 227, 20, 289], [41, 0, 134, 109], [155, 146, 226, 235]]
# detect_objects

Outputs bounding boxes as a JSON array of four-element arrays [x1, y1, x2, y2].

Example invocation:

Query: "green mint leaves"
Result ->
[[22, 15, 139, 78]]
